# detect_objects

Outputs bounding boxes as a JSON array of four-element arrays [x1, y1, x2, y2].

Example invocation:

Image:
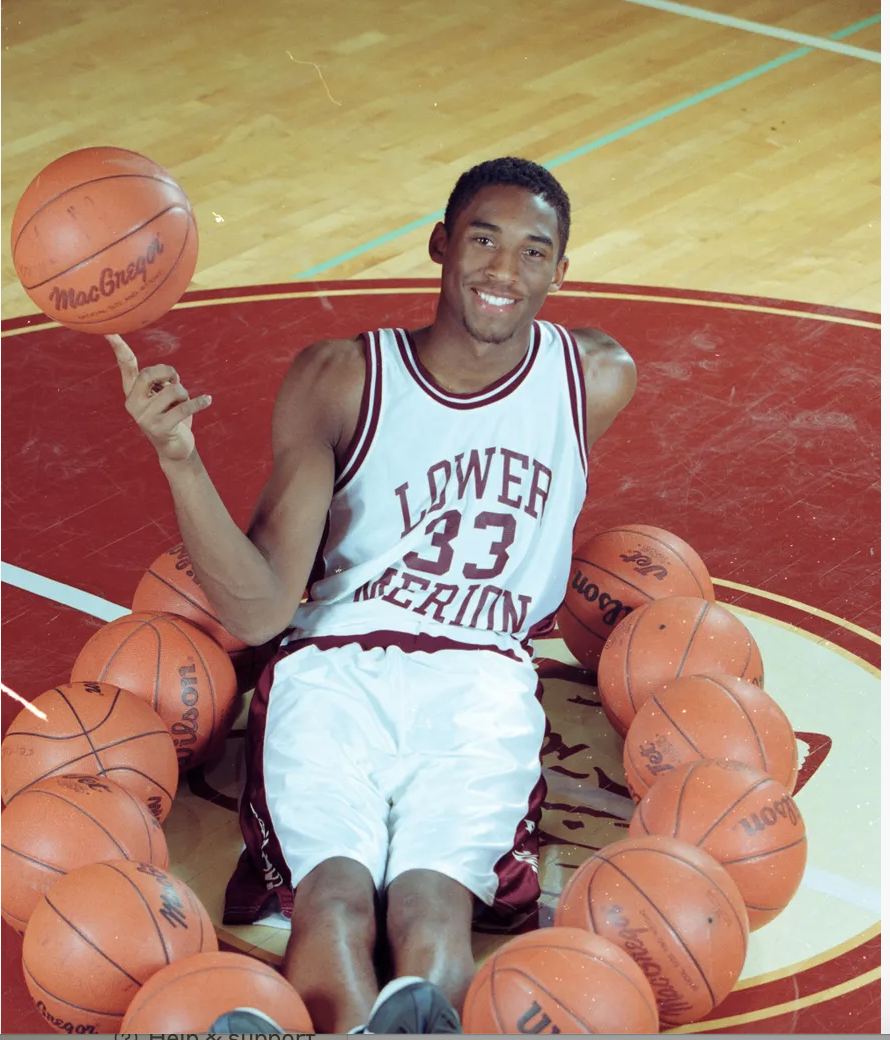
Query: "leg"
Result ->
[[282, 856, 379, 1033], [386, 868, 476, 1012]]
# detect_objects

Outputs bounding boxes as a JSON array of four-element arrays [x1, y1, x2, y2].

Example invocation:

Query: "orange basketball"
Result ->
[[623, 674, 798, 801], [462, 927, 659, 1034], [629, 759, 807, 930], [557, 525, 715, 670], [121, 951, 314, 1032], [1, 680, 178, 822], [22, 859, 217, 1034], [132, 544, 249, 656], [70, 611, 238, 772], [598, 596, 764, 737], [554, 835, 748, 1026], [1, 774, 168, 936], [11, 146, 198, 335]]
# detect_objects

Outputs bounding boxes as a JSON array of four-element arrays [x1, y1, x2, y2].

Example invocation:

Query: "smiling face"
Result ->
[[430, 184, 569, 346]]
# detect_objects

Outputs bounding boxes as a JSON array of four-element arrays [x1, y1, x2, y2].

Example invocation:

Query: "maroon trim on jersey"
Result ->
[[334, 330, 383, 493], [557, 324, 588, 474], [284, 629, 525, 663], [395, 323, 541, 410]]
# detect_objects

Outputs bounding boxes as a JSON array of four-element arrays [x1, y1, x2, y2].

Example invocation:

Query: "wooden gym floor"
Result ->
[[0, 0, 880, 1033]]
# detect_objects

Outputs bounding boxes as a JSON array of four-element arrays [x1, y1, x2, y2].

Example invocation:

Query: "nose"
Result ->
[[485, 245, 520, 285]]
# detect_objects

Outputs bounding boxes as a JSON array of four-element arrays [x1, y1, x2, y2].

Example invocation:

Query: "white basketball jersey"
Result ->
[[289, 321, 588, 655]]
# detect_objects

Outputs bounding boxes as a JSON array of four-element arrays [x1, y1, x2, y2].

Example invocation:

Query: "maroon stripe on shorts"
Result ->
[[223, 644, 298, 924], [283, 629, 525, 662]]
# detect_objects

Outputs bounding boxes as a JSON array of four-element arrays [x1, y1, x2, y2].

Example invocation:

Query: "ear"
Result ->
[[548, 254, 569, 293], [428, 221, 448, 265]]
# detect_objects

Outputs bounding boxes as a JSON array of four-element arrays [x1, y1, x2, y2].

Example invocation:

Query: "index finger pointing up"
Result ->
[[106, 333, 140, 395]]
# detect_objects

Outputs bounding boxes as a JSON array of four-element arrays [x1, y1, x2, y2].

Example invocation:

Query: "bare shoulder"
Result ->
[[570, 327, 638, 444], [273, 336, 366, 453]]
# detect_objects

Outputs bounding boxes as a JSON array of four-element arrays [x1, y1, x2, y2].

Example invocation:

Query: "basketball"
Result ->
[[462, 926, 659, 1034], [1, 773, 168, 935], [554, 834, 748, 1026], [132, 543, 249, 656], [629, 759, 807, 930], [70, 611, 239, 772], [10, 146, 198, 335], [598, 596, 764, 737], [121, 950, 314, 1032], [1, 680, 178, 822], [22, 859, 217, 1034], [557, 525, 715, 670], [623, 673, 798, 801]]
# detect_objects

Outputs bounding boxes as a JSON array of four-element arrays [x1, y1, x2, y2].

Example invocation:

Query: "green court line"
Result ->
[[294, 13, 879, 280]]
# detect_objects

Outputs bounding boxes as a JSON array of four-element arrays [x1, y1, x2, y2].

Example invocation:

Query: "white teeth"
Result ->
[[477, 291, 516, 306]]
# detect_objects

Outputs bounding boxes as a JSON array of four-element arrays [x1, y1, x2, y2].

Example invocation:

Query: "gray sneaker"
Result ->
[[365, 977, 463, 1034], [209, 1007, 286, 1033]]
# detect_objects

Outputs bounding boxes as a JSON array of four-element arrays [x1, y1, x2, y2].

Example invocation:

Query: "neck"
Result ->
[[411, 305, 533, 393]]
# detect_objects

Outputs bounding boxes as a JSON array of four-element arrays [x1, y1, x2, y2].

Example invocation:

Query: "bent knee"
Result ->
[[294, 856, 377, 921]]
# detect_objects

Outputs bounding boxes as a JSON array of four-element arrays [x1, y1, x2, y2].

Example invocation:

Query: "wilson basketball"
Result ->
[[132, 544, 248, 656], [121, 951, 314, 1032], [629, 759, 807, 930], [623, 673, 798, 801], [70, 611, 238, 772], [558, 525, 715, 670], [554, 835, 748, 1026], [23, 860, 216, 1034], [598, 596, 764, 737], [1, 774, 168, 936], [462, 926, 659, 1034], [11, 146, 198, 335], [1, 680, 178, 822]]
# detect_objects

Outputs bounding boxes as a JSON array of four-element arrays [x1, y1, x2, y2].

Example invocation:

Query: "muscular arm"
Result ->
[[114, 336, 361, 646], [572, 327, 637, 448]]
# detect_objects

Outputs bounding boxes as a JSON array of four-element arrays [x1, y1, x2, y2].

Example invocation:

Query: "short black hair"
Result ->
[[443, 157, 571, 257]]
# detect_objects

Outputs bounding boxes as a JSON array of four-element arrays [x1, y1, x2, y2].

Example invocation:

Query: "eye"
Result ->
[[473, 235, 493, 246], [525, 248, 544, 258]]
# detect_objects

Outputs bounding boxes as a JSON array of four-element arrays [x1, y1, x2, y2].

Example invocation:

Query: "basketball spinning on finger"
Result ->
[[11, 147, 198, 334]]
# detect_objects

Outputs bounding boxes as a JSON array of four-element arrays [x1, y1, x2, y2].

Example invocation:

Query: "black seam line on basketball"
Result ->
[[184, 880, 206, 952], [673, 760, 703, 839], [20, 201, 186, 289], [21, 959, 128, 1018], [624, 611, 644, 713], [102, 763, 175, 801], [651, 693, 705, 758], [100, 860, 173, 965], [58, 683, 121, 735], [583, 852, 609, 932], [490, 966, 600, 1032], [5, 731, 175, 803], [111, 778, 155, 856], [673, 600, 710, 680], [169, 615, 219, 743], [0, 843, 66, 873], [741, 632, 755, 678], [488, 953, 507, 1034], [624, 747, 650, 802], [3, 906, 27, 925], [127, 963, 291, 1011], [493, 946, 659, 1026], [721, 835, 807, 866], [12, 169, 183, 255], [24, 789, 133, 857], [694, 774, 774, 846], [605, 528, 707, 597], [44, 893, 144, 985], [44, 216, 194, 327], [144, 568, 220, 624], [572, 558, 656, 603], [561, 598, 607, 640], [699, 675, 768, 770], [597, 855, 719, 1005], [92, 618, 161, 710], [57, 684, 120, 775]]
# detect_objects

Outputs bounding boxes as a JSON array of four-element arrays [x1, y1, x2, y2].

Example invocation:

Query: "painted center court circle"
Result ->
[[0, 280, 879, 1033]]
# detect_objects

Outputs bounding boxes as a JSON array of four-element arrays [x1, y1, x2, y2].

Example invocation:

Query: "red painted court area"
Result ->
[[0, 280, 880, 1032]]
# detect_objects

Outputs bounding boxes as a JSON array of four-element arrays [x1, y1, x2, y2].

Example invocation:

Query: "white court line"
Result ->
[[1, 561, 129, 622], [801, 865, 881, 915], [620, 0, 881, 62]]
